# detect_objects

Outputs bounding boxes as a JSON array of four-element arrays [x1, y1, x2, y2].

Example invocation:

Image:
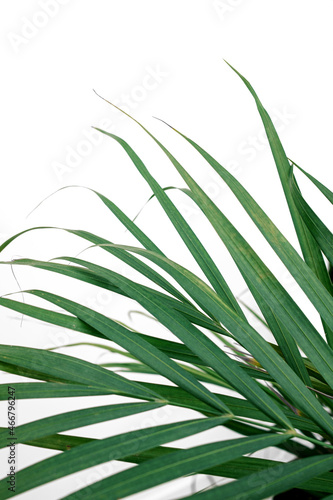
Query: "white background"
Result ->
[[0, 1, 333, 499]]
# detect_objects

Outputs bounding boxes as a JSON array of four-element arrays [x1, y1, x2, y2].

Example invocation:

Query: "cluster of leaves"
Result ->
[[0, 64, 333, 499]]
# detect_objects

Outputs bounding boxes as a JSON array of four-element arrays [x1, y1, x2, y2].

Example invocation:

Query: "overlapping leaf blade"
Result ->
[[0, 416, 227, 499], [6, 433, 333, 493], [119, 135, 333, 389], [181, 454, 333, 500], [225, 62, 333, 344], [0, 402, 162, 448], [28, 289, 233, 414], [62, 433, 290, 500], [96, 111, 330, 385], [0, 64, 332, 499], [0, 250, 227, 335], [5, 248, 332, 433], [92, 127, 245, 320], [0, 344, 158, 400], [49, 253, 333, 435], [26, 282, 294, 430]]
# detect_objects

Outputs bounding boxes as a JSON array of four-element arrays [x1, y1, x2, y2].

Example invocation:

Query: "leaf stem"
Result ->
[[233, 417, 333, 451]]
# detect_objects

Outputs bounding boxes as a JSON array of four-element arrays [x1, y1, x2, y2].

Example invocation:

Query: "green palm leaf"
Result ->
[[53, 253, 333, 435], [290, 159, 333, 204], [182, 454, 333, 500], [0, 416, 227, 499], [1, 64, 333, 499], [27, 285, 294, 430], [0, 344, 158, 400], [0, 402, 162, 448], [62, 433, 290, 499]]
